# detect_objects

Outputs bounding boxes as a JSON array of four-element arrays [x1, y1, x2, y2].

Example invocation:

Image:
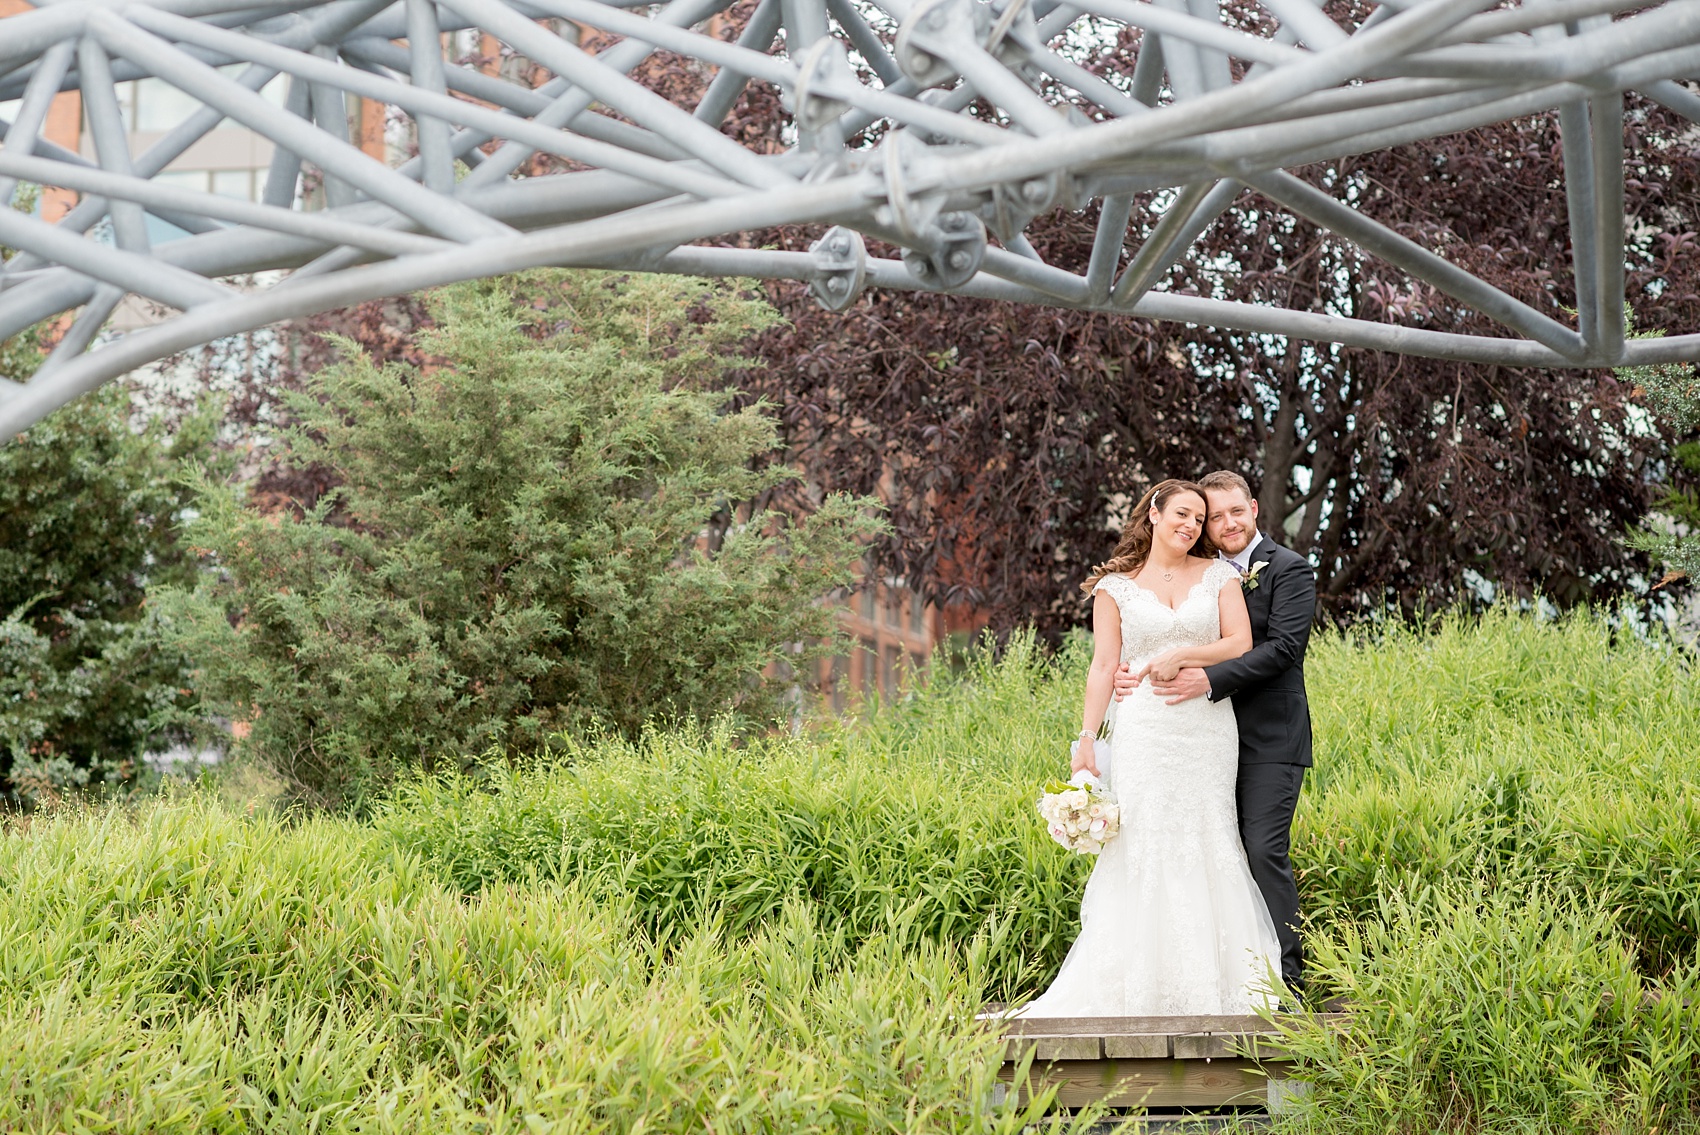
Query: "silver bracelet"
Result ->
[[1077, 729, 1096, 742]]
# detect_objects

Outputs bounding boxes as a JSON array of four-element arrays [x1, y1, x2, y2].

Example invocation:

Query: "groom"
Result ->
[[1113, 470, 1316, 997]]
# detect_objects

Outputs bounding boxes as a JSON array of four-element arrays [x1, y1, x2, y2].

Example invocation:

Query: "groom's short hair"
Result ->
[[1200, 470, 1254, 501]]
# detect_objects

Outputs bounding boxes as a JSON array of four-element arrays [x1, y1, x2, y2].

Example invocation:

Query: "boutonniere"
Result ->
[[1240, 561, 1267, 591]]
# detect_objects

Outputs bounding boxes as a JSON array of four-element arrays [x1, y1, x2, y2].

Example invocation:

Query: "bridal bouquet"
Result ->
[[1037, 771, 1121, 855]]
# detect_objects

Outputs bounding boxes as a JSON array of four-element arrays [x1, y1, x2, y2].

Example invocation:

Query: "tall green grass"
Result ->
[[376, 612, 1700, 1132], [1270, 881, 1700, 1134], [1301, 612, 1700, 963], [4, 610, 1697, 1132], [0, 800, 1087, 1133], [377, 637, 1088, 1000]]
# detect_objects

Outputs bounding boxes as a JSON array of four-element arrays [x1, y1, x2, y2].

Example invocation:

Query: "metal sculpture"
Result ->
[[2, 0, 1700, 434]]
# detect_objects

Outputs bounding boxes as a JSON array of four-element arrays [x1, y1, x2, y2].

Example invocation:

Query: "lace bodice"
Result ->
[[1092, 559, 1240, 665]]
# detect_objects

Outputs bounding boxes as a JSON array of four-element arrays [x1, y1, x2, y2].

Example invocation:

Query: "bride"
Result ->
[[1019, 478, 1282, 1018]]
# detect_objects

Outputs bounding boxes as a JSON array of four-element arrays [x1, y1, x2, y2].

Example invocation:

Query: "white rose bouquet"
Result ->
[[1037, 770, 1121, 855]]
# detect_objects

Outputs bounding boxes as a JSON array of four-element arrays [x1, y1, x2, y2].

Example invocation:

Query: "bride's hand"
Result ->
[[1143, 651, 1183, 683], [1070, 739, 1100, 777]]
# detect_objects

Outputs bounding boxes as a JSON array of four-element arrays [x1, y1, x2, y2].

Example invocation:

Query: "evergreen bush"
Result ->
[[0, 380, 210, 805], [1621, 347, 1700, 582], [162, 271, 881, 808]]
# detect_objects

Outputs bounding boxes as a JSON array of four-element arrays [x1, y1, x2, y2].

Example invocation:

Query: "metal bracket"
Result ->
[[895, 0, 1045, 92], [983, 168, 1071, 244], [902, 210, 987, 289], [893, 0, 969, 90], [984, 0, 1045, 79], [876, 128, 948, 239], [808, 225, 867, 310], [788, 38, 854, 135]]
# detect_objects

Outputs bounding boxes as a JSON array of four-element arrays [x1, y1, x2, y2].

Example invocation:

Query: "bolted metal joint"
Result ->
[[808, 225, 867, 311], [893, 0, 971, 90], [983, 0, 1044, 76], [787, 38, 855, 136], [983, 169, 1070, 244], [901, 211, 987, 290], [876, 128, 951, 241]]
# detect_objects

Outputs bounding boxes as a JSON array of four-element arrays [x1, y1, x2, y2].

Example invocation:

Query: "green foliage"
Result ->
[[0, 321, 43, 389], [1270, 883, 1700, 1133], [1618, 332, 1700, 581], [0, 798, 1093, 1134], [0, 186, 44, 386], [1254, 611, 1700, 1133], [378, 634, 1086, 1001], [1629, 458, 1700, 580], [379, 609, 1700, 1132], [4, 612, 1697, 1131], [1630, 354, 1700, 434], [0, 382, 213, 805], [161, 271, 883, 809], [1297, 612, 1700, 973]]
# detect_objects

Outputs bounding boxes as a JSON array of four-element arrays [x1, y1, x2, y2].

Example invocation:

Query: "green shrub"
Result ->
[[1297, 610, 1700, 972], [0, 383, 211, 805], [1620, 345, 1699, 581], [161, 271, 882, 809]]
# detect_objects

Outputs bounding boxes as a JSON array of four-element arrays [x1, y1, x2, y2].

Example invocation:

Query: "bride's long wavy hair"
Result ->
[[1081, 479, 1215, 594]]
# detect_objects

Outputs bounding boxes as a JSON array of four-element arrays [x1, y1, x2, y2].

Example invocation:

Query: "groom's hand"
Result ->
[[1151, 667, 1211, 705], [1112, 662, 1140, 700]]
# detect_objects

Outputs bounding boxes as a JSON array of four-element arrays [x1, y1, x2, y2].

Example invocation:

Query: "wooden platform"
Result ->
[[996, 1014, 1320, 1112]]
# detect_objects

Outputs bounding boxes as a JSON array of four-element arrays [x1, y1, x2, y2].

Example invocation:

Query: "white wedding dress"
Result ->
[[1019, 560, 1282, 1018]]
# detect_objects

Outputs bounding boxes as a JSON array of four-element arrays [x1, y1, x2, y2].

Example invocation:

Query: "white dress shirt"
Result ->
[[1220, 530, 1264, 572]]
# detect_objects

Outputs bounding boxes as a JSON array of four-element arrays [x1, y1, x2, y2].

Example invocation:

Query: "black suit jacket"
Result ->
[[1202, 536, 1316, 767]]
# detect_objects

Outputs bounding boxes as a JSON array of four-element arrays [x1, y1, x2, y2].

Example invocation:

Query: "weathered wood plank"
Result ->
[[1173, 1033, 1242, 1059], [1019, 1030, 1296, 1062], [1005, 1035, 1102, 1060], [991, 1012, 1341, 1111], [999, 1057, 1273, 1108], [1102, 1033, 1171, 1059], [1239, 1034, 1296, 1060], [999, 1014, 1274, 1038]]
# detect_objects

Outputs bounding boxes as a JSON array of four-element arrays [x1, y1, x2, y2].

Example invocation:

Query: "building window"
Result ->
[[909, 594, 927, 637], [880, 643, 899, 696], [124, 71, 289, 134], [132, 77, 204, 133], [211, 168, 255, 200], [152, 168, 263, 203], [153, 169, 209, 193], [858, 638, 877, 695], [827, 654, 847, 712]]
